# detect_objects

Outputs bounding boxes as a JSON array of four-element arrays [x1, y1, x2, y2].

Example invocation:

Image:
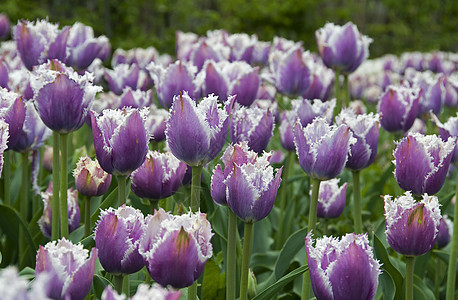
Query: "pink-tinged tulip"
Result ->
[[0, 13, 9, 40], [67, 22, 110, 70], [104, 63, 141, 95], [31, 59, 101, 133], [73, 155, 112, 197], [148, 60, 199, 108], [102, 284, 181, 300], [166, 92, 231, 166], [144, 105, 168, 142], [378, 84, 421, 133], [432, 113, 458, 164], [393, 133, 455, 195], [131, 150, 187, 200], [305, 232, 381, 300], [90, 107, 149, 175], [0, 119, 8, 176], [0, 88, 26, 148], [292, 98, 336, 127], [94, 205, 145, 275], [336, 109, 380, 170], [294, 117, 356, 180], [38, 182, 80, 238], [384, 192, 441, 256], [436, 215, 453, 249], [313, 178, 348, 219], [14, 19, 70, 71], [316, 22, 372, 73], [139, 208, 213, 288], [230, 103, 275, 154], [35, 238, 97, 300]]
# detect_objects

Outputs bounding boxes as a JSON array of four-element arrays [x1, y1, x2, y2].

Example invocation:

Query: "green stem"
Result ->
[[150, 199, 158, 214], [334, 69, 341, 114], [117, 175, 127, 207], [3, 151, 10, 205], [84, 196, 91, 238], [276, 151, 294, 250], [240, 222, 254, 300], [114, 274, 124, 294], [227, 208, 237, 300], [122, 275, 129, 296], [322, 218, 328, 236], [52, 132, 60, 240], [19, 151, 28, 257], [405, 256, 415, 300], [352, 170, 363, 233], [344, 73, 350, 108], [190, 165, 202, 213], [301, 178, 321, 300], [434, 256, 440, 300], [188, 281, 197, 300], [60, 133, 69, 238], [446, 173, 458, 300]]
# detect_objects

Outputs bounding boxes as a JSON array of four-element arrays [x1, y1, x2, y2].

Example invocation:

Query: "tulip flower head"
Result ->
[[292, 98, 336, 127], [0, 13, 10, 40], [305, 232, 381, 300], [101, 284, 181, 300], [0, 119, 8, 176], [432, 112, 458, 165], [73, 155, 112, 197], [166, 92, 231, 166], [384, 192, 441, 256], [104, 63, 141, 95], [144, 105, 169, 142], [436, 215, 453, 249], [94, 205, 145, 275], [0, 87, 26, 148], [393, 133, 455, 195], [139, 208, 213, 288], [314, 178, 348, 219]]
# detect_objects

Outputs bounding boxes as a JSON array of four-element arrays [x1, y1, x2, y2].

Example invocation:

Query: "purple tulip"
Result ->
[[292, 98, 336, 127], [73, 155, 112, 197], [9, 100, 52, 152], [94, 205, 145, 275], [0, 88, 26, 148], [279, 110, 297, 152], [67, 22, 110, 70], [393, 133, 455, 195], [268, 45, 312, 97], [35, 238, 97, 300], [90, 107, 149, 175], [226, 33, 257, 63], [348, 100, 368, 115], [131, 150, 187, 200], [305, 232, 381, 300], [0, 120, 8, 176], [102, 284, 181, 300], [230, 103, 275, 153], [302, 62, 334, 101], [104, 63, 141, 95], [436, 215, 453, 249], [31, 59, 101, 133], [0, 266, 52, 299], [189, 38, 230, 71], [144, 105, 169, 142], [313, 178, 348, 219], [112, 46, 166, 70], [0, 61, 8, 89], [165, 93, 231, 166], [139, 208, 213, 288], [384, 192, 441, 256], [433, 113, 458, 164], [14, 19, 70, 71], [378, 84, 421, 133], [444, 76, 458, 107], [148, 60, 199, 108], [256, 84, 276, 101], [407, 70, 446, 115], [336, 109, 380, 170], [294, 117, 356, 180], [38, 182, 80, 238], [0, 13, 9, 40], [316, 22, 372, 73], [406, 118, 426, 135], [118, 87, 152, 109], [251, 40, 271, 66]]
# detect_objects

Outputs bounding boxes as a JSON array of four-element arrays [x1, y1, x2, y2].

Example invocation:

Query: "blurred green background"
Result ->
[[2, 0, 457, 57]]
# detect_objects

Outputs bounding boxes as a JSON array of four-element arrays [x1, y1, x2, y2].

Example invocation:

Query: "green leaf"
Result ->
[[274, 227, 308, 280], [202, 259, 226, 300], [431, 249, 450, 264], [90, 187, 118, 225], [373, 234, 403, 300], [379, 272, 395, 300], [18, 267, 35, 280], [252, 265, 308, 300], [92, 274, 111, 299]]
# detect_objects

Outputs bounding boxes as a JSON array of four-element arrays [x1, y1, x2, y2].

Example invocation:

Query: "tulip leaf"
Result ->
[[379, 272, 395, 300], [202, 259, 226, 300], [90, 187, 118, 225], [413, 274, 435, 299], [18, 266, 35, 280], [92, 274, 111, 299], [252, 265, 308, 300], [431, 249, 450, 264], [373, 234, 403, 300]]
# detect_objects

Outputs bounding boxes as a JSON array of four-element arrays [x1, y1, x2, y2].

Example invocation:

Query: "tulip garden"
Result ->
[[0, 12, 457, 300]]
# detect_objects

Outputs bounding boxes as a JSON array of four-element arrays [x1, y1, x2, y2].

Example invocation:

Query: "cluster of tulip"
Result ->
[[0, 11, 456, 300]]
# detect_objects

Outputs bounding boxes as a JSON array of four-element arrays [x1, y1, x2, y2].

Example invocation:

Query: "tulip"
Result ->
[[314, 178, 347, 219], [436, 215, 453, 249], [148, 60, 199, 108], [35, 238, 97, 300], [251, 40, 271, 66], [94, 205, 145, 277], [230, 103, 275, 154], [393, 133, 455, 195], [292, 98, 335, 127], [0, 266, 52, 300], [0, 88, 26, 148], [305, 232, 381, 300], [144, 105, 169, 143], [189, 38, 229, 71], [0, 61, 8, 89], [302, 62, 334, 101], [104, 63, 141, 95], [101, 284, 181, 300], [0, 13, 9, 40], [118, 87, 152, 109], [38, 182, 81, 239], [407, 70, 446, 116], [0, 119, 8, 177], [432, 112, 458, 165], [139, 208, 213, 289], [279, 110, 297, 152], [175, 31, 199, 61], [131, 150, 187, 210], [112, 46, 163, 70], [226, 33, 257, 62], [378, 84, 421, 133]]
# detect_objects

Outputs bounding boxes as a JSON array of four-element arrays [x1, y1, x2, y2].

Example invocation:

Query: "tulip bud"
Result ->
[[436, 215, 453, 249], [314, 178, 348, 219], [73, 155, 112, 197]]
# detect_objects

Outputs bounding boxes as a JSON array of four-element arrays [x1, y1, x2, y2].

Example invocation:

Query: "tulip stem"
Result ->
[[446, 173, 458, 300], [301, 178, 321, 300], [84, 196, 91, 238], [276, 151, 294, 250], [240, 222, 254, 300], [188, 281, 197, 300], [114, 274, 123, 294], [117, 175, 127, 207], [190, 165, 202, 213], [150, 199, 158, 213], [405, 256, 414, 300], [3, 151, 10, 205], [227, 208, 237, 300], [60, 133, 69, 238], [19, 151, 28, 257], [434, 256, 440, 299], [52, 132, 60, 240], [352, 170, 363, 233], [334, 69, 341, 113], [344, 73, 350, 107]]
